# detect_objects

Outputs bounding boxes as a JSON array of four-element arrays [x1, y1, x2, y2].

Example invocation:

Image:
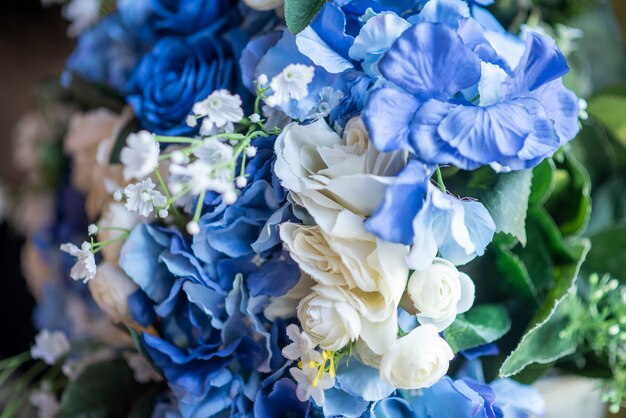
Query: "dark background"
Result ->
[[0, 0, 72, 358]]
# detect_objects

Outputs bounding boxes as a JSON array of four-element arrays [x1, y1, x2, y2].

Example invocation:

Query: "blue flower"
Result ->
[[363, 8, 579, 170], [65, 13, 144, 92], [254, 378, 310, 418], [120, 224, 283, 414], [126, 17, 239, 135]]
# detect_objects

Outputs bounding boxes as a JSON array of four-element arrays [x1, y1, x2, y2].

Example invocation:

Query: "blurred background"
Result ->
[[0, 0, 72, 358]]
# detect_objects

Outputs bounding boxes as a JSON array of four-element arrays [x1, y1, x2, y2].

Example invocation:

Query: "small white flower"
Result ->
[[235, 176, 248, 188], [249, 113, 261, 123], [113, 189, 123, 201], [194, 139, 234, 165], [192, 90, 244, 132], [63, 0, 100, 37], [186, 115, 198, 127], [267, 64, 315, 106], [60, 241, 97, 283], [315, 87, 344, 118], [171, 150, 186, 164], [29, 383, 60, 418], [257, 74, 269, 86], [245, 146, 257, 158], [282, 324, 316, 361], [120, 131, 160, 180], [87, 224, 98, 236], [290, 363, 335, 405], [170, 161, 231, 195], [124, 178, 167, 217], [578, 98, 589, 120], [31, 330, 70, 365], [158, 209, 169, 218], [186, 221, 200, 235], [222, 189, 238, 205]]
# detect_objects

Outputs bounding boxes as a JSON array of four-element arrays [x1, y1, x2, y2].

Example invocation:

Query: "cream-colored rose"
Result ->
[[407, 258, 475, 331], [264, 273, 315, 321], [64, 107, 132, 219], [275, 117, 405, 238], [88, 262, 138, 322], [97, 202, 141, 265], [280, 222, 408, 354], [242, 0, 283, 11], [297, 285, 361, 351], [380, 324, 453, 389]]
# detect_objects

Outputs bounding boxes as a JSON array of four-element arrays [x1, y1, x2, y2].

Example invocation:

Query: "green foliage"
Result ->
[[55, 358, 157, 418], [587, 95, 626, 146], [444, 304, 512, 353], [284, 0, 325, 34]]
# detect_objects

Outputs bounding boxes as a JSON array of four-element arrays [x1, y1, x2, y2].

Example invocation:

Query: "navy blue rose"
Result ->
[[126, 18, 239, 136]]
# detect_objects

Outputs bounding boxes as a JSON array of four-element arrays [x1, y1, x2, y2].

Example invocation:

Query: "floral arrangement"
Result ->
[[3, 0, 626, 417]]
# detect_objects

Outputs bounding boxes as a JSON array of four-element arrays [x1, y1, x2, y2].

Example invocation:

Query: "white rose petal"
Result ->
[[89, 262, 138, 322], [407, 257, 475, 331], [380, 325, 453, 389]]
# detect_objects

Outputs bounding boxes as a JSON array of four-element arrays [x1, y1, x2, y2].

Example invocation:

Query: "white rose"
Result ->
[[380, 324, 453, 389], [264, 273, 315, 321], [88, 262, 138, 322], [275, 117, 405, 238], [280, 222, 408, 354], [298, 285, 361, 351], [407, 258, 475, 331]]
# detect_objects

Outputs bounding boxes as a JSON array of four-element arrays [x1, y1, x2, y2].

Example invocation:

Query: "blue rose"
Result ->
[[126, 18, 239, 135]]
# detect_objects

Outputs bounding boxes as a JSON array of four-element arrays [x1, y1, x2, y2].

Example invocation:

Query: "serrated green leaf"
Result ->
[[588, 95, 626, 144], [444, 304, 512, 353], [284, 0, 325, 34], [499, 239, 590, 378], [55, 358, 147, 418], [493, 244, 539, 305], [477, 170, 533, 246]]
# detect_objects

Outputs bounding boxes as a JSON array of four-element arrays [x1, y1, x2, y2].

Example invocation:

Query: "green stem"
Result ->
[[435, 166, 446, 193], [154, 168, 185, 224], [0, 352, 30, 370], [193, 190, 206, 223]]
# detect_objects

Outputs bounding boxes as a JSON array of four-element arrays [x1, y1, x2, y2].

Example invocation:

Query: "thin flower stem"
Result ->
[[154, 168, 185, 224], [436, 166, 446, 193], [193, 190, 206, 223], [90, 234, 131, 253], [0, 352, 30, 370], [97, 226, 131, 233], [154, 136, 202, 145]]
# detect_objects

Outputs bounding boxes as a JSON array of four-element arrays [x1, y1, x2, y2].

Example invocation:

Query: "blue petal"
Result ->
[[336, 358, 396, 402], [365, 160, 430, 245], [372, 397, 417, 418], [127, 289, 156, 327], [491, 379, 545, 418], [323, 387, 370, 418], [254, 378, 309, 418], [414, 0, 470, 28], [379, 22, 481, 100], [362, 86, 421, 153]]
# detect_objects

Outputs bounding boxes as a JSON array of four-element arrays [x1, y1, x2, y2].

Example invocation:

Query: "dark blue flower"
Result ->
[[126, 17, 240, 135]]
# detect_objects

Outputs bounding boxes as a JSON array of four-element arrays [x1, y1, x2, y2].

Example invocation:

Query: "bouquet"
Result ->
[[4, 0, 626, 417]]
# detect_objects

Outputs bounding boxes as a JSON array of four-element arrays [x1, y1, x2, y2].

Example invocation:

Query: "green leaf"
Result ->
[[529, 159, 556, 207], [587, 95, 626, 145], [499, 239, 590, 378], [127, 326, 162, 379], [284, 0, 325, 34], [55, 358, 147, 418], [586, 177, 626, 234], [444, 304, 512, 353], [476, 170, 533, 246], [545, 151, 591, 236], [493, 243, 539, 305], [584, 223, 626, 282], [128, 385, 163, 418]]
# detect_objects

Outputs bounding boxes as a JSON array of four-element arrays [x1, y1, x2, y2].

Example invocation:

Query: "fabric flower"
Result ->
[[31, 330, 71, 365], [406, 257, 475, 331], [267, 64, 316, 106], [363, 16, 579, 171], [124, 178, 167, 217], [274, 117, 405, 238], [192, 90, 244, 133], [126, 22, 239, 136], [280, 223, 408, 355], [120, 131, 160, 180], [282, 324, 316, 361], [60, 241, 97, 283], [29, 383, 60, 418], [380, 324, 453, 389], [290, 362, 335, 405]]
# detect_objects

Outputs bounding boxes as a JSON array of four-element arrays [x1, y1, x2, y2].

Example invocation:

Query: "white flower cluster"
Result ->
[[273, 116, 477, 400]]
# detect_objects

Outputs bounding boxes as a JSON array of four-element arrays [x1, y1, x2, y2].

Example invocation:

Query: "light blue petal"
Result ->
[[349, 12, 411, 63], [415, 0, 469, 28], [323, 387, 370, 418], [379, 22, 481, 100], [372, 397, 417, 418], [491, 379, 545, 418], [336, 358, 396, 402]]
